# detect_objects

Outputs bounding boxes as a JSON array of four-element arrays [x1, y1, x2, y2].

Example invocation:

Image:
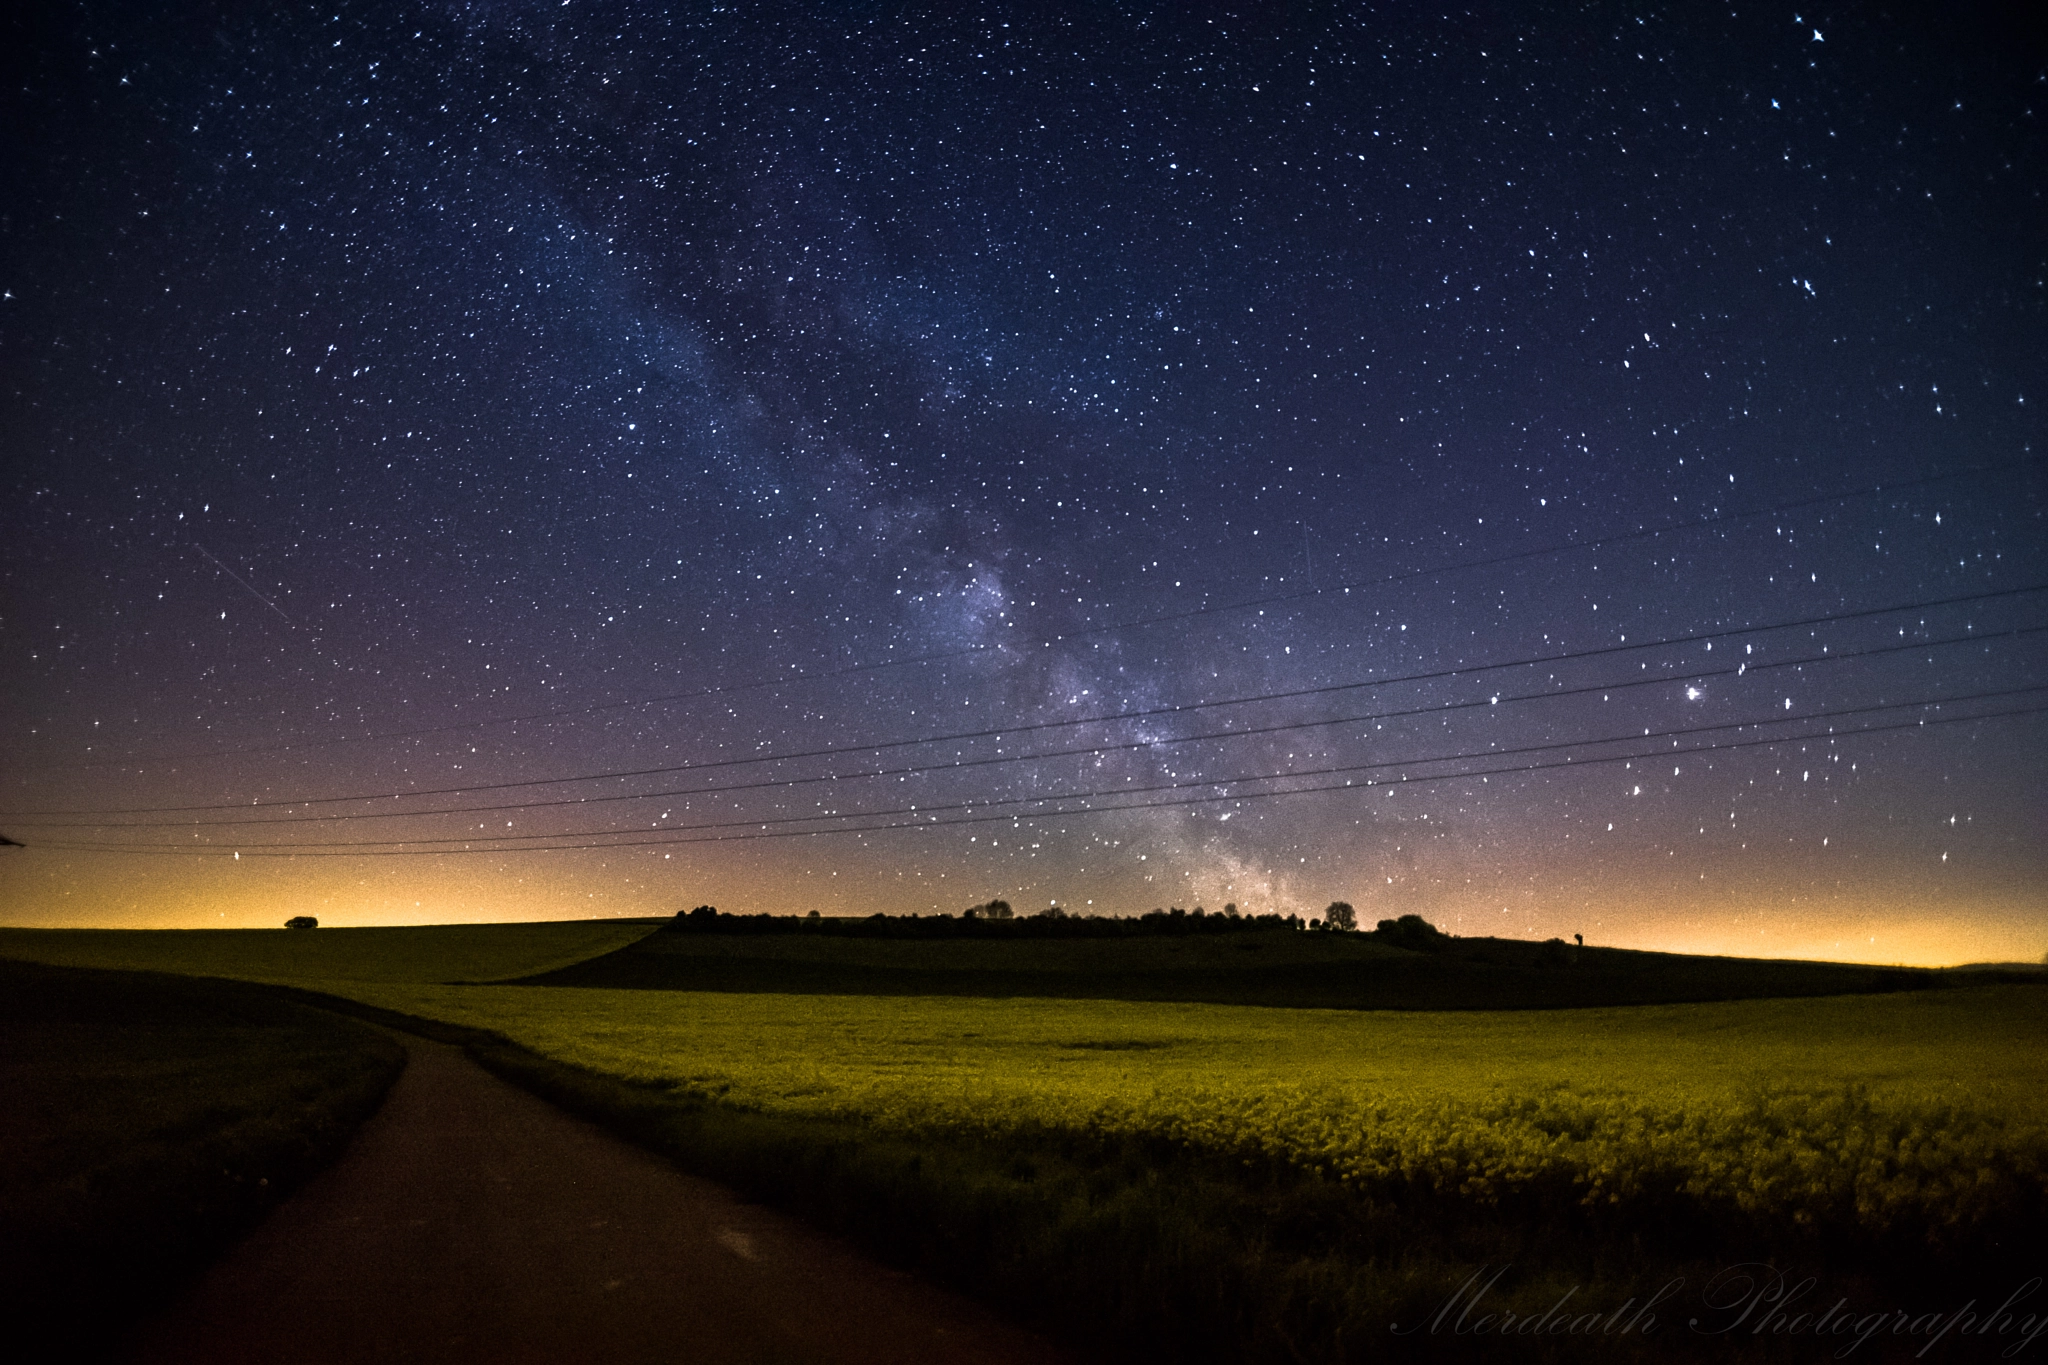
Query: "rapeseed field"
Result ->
[[341, 980, 2047, 1255]]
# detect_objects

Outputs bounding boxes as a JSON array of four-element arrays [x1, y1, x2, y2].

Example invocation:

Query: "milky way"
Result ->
[[3, 2, 2042, 962]]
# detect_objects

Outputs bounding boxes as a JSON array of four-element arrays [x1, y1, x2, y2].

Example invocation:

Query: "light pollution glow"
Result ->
[[2, 794, 2040, 967]]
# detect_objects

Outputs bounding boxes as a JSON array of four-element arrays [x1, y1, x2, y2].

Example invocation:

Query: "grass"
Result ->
[[0, 958, 407, 1360], [0, 918, 658, 986]]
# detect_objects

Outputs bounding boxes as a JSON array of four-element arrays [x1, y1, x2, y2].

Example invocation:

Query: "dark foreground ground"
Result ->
[[125, 1038, 1073, 1365], [0, 959, 404, 1360]]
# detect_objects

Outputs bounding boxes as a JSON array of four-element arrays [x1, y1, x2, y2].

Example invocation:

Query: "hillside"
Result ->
[[528, 916, 1976, 1010]]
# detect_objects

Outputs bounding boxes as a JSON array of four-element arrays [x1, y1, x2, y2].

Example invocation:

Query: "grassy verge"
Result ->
[[295, 981, 2048, 1362], [0, 959, 407, 1360]]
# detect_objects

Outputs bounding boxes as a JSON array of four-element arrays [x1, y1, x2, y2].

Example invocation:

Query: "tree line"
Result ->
[[666, 902, 1453, 944]]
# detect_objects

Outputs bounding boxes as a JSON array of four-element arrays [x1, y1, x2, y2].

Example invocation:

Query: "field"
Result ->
[[335, 978, 2048, 1245], [0, 918, 658, 986], [5, 921, 2043, 1360], [0, 958, 406, 1360], [535, 919, 1956, 1009], [355, 977, 2045, 1360]]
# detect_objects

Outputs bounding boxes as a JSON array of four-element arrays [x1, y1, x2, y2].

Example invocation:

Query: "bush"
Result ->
[[1371, 914, 1447, 952]]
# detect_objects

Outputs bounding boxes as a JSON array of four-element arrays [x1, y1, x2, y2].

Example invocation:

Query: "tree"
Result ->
[[1372, 914, 1448, 952], [284, 916, 317, 930], [964, 899, 1013, 920], [1323, 901, 1357, 932]]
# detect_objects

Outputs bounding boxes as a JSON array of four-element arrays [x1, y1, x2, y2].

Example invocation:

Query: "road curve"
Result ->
[[123, 1039, 1078, 1365]]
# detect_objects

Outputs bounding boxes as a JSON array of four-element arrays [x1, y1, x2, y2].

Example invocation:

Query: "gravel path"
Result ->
[[123, 1039, 1077, 1365]]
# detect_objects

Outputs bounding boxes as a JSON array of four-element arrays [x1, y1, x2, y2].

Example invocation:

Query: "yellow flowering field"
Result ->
[[340, 979, 2048, 1247]]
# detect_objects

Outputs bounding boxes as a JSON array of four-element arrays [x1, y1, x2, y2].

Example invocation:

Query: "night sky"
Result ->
[[3, 2, 2042, 964]]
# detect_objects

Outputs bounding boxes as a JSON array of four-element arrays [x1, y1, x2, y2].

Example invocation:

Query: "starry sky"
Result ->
[[2, 1, 2042, 964]]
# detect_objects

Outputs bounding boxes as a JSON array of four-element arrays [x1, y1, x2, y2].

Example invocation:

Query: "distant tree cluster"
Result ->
[[284, 916, 318, 930], [1371, 914, 1449, 952], [666, 899, 1487, 946]]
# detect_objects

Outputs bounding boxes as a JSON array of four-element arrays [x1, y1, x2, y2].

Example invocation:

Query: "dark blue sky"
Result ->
[[3, 1, 2042, 959]]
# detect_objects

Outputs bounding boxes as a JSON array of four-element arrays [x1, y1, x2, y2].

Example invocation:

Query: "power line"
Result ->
[[29, 694, 2041, 858], [12, 580, 2039, 820], [86, 460, 2031, 767], [50, 684, 2040, 852], [20, 619, 2040, 833]]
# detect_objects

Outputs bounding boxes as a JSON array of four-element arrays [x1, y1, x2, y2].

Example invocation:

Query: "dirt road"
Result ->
[[124, 1040, 1077, 1365]]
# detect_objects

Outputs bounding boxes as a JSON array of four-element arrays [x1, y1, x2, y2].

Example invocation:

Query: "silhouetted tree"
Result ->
[[284, 916, 318, 930], [1372, 914, 1449, 952], [964, 899, 1013, 920], [1324, 901, 1357, 932]]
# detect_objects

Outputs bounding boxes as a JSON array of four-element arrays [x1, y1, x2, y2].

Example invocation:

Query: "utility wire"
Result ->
[[11, 581, 2039, 820], [32, 695, 2042, 857], [20, 619, 2040, 833], [89, 460, 2031, 766], [49, 684, 2042, 852]]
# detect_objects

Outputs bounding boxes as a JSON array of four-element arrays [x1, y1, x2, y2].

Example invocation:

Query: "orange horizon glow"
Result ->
[[2, 847, 2039, 969]]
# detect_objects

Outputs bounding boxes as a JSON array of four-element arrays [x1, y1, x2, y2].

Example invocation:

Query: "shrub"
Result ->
[[1371, 913, 1447, 952]]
